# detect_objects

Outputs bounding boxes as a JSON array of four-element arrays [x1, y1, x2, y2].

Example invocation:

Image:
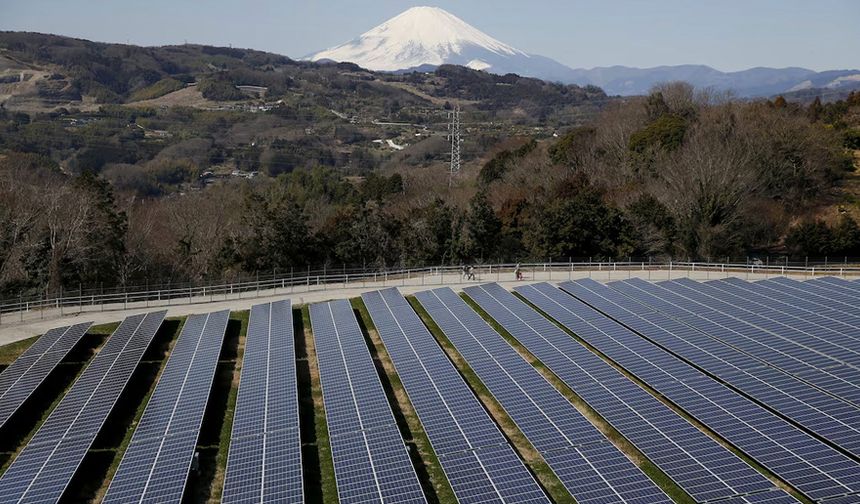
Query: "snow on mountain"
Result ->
[[825, 74, 860, 88], [307, 6, 577, 81]]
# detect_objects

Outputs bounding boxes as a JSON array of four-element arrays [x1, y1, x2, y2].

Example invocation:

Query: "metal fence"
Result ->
[[1, 260, 858, 325]]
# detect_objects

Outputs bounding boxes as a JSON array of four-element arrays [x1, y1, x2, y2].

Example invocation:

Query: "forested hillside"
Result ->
[[1, 34, 859, 300]]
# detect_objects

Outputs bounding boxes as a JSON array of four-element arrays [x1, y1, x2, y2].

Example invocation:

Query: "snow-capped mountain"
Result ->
[[307, 6, 578, 82], [308, 6, 860, 98]]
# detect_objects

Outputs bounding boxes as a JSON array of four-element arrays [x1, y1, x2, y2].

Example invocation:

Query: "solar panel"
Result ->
[[103, 310, 229, 504], [514, 282, 860, 503], [735, 277, 860, 330], [662, 278, 860, 370], [809, 276, 860, 294], [803, 277, 860, 302], [705, 278, 860, 349], [309, 299, 426, 504], [658, 278, 860, 406], [562, 278, 860, 459], [612, 278, 860, 406], [0, 322, 92, 430], [464, 283, 791, 504], [222, 300, 303, 504], [759, 277, 860, 314], [0, 311, 166, 504], [361, 288, 550, 504], [415, 287, 672, 504]]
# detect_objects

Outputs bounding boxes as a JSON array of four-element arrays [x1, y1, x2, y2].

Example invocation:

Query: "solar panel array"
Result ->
[[464, 283, 794, 504], [0, 310, 166, 504], [653, 277, 860, 407], [309, 299, 426, 504], [514, 282, 860, 503], [103, 310, 229, 504], [741, 278, 860, 334], [223, 300, 303, 504], [0, 322, 91, 430], [361, 288, 550, 504], [561, 278, 860, 459], [758, 277, 860, 316], [662, 278, 860, 374], [810, 277, 860, 296], [706, 278, 860, 357], [415, 287, 672, 504]]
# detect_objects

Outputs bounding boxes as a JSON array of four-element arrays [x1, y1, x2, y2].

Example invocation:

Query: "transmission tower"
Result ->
[[448, 103, 462, 187]]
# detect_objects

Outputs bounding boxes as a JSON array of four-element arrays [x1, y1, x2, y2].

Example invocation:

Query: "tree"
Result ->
[[237, 188, 313, 272], [626, 194, 676, 256], [645, 91, 669, 121], [831, 216, 860, 257], [807, 97, 823, 123], [398, 199, 462, 266], [462, 191, 501, 260], [328, 203, 401, 268], [785, 220, 833, 258], [524, 178, 632, 260]]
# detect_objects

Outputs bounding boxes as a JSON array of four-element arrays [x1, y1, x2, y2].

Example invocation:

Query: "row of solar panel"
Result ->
[[0, 311, 167, 504], [1, 276, 859, 503], [0, 302, 304, 504], [516, 281, 860, 503]]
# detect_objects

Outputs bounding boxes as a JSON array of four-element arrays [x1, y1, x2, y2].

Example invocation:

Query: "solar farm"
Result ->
[[0, 276, 859, 503]]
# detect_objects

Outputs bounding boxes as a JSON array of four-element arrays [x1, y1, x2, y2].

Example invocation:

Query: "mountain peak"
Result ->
[[308, 6, 529, 72]]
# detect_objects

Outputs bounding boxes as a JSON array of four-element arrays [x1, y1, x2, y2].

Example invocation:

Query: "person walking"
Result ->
[[515, 263, 522, 281]]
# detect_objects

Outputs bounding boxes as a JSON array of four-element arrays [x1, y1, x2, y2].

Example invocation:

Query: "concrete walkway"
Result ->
[[1, 267, 855, 345]]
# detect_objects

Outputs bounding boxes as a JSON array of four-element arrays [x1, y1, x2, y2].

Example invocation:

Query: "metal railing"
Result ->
[[1, 260, 858, 325]]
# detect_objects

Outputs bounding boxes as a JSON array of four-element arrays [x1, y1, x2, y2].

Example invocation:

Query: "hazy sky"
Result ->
[[4, 0, 859, 71]]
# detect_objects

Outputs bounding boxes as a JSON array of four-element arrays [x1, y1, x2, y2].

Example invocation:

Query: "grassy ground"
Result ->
[[298, 304, 338, 504], [508, 292, 813, 504], [0, 335, 38, 365], [406, 295, 575, 504], [350, 297, 456, 504]]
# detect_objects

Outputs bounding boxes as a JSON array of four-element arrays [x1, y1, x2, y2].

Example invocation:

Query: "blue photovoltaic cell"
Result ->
[[660, 278, 860, 372], [659, 278, 860, 403], [736, 278, 860, 335], [415, 287, 671, 504], [561, 278, 860, 459], [703, 277, 860, 353], [464, 283, 793, 504], [0, 322, 91, 430], [222, 300, 303, 504], [801, 277, 860, 301], [514, 282, 860, 503], [809, 277, 860, 296], [309, 299, 426, 504], [102, 310, 228, 504], [361, 288, 549, 504], [612, 278, 860, 406], [0, 311, 166, 504], [758, 277, 860, 316]]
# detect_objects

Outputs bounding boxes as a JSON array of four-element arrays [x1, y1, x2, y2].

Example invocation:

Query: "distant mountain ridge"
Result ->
[[568, 65, 860, 97], [308, 6, 860, 98]]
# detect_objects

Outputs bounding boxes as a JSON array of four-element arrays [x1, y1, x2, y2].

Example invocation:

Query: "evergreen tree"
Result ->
[[463, 191, 501, 260], [807, 96, 823, 122]]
